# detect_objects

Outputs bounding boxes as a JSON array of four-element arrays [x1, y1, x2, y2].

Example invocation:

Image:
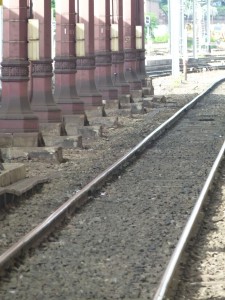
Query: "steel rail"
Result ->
[[145, 55, 225, 78], [0, 77, 224, 272], [153, 136, 225, 299]]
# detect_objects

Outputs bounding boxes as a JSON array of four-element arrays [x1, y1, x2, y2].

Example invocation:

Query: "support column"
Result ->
[[30, 0, 62, 123], [136, 0, 146, 86], [54, 0, 84, 115], [76, 0, 102, 110], [111, 0, 130, 96], [0, 0, 40, 137], [123, 0, 142, 90], [94, 0, 118, 101]]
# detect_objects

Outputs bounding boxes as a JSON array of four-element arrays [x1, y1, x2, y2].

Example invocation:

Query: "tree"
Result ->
[[159, 0, 168, 16], [51, 0, 55, 9]]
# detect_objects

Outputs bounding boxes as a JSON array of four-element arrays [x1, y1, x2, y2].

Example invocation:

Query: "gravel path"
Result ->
[[0, 71, 225, 299]]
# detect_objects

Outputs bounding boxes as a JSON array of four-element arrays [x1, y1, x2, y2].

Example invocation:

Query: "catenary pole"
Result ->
[[206, 0, 211, 53], [170, 0, 180, 76], [193, 0, 198, 58]]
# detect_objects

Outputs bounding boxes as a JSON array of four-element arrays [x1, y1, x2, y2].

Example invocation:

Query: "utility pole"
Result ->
[[206, 0, 211, 53], [193, 0, 198, 58], [170, 0, 180, 76]]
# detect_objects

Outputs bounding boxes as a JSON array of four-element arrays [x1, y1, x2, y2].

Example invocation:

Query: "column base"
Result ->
[[31, 107, 62, 124], [79, 94, 103, 111], [0, 115, 39, 133], [98, 87, 118, 101], [56, 100, 85, 116]]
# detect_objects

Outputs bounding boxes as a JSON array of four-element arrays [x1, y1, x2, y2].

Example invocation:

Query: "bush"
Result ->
[[153, 34, 169, 43]]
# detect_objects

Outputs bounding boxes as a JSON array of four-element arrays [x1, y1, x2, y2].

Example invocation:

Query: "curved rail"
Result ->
[[153, 140, 225, 300], [0, 77, 225, 272]]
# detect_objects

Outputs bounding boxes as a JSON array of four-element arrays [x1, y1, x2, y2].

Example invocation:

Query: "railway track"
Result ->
[[153, 78, 225, 299], [146, 54, 225, 77], [0, 77, 225, 299], [174, 157, 225, 299]]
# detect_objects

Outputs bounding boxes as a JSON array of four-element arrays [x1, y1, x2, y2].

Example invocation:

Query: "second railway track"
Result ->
[[1, 75, 225, 299]]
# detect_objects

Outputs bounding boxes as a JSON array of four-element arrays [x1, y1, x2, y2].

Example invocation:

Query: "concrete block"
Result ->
[[118, 94, 131, 104], [85, 106, 105, 118], [1, 147, 64, 163], [0, 176, 49, 198], [142, 87, 154, 97], [76, 126, 103, 138], [143, 99, 154, 108], [0, 134, 13, 147], [152, 95, 167, 103], [64, 123, 78, 136], [119, 102, 132, 109], [130, 89, 143, 102], [0, 133, 44, 148], [103, 99, 120, 109], [63, 114, 87, 127], [88, 116, 119, 128], [43, 135, 82, 148], [131, 103, 145, 114], [39, 123, 66, 136], [0, 163, 26, 187], [13, 133, 45, 147]]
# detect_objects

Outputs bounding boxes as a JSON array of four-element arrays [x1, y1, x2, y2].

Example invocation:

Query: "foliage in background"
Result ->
[[149, 12, 158, 33], [145, 12, 158, 41], [159, 0, 168, 16], [51, 0, 55, 18], [217, 5, 225, 16], [153, 33, 169, 43]]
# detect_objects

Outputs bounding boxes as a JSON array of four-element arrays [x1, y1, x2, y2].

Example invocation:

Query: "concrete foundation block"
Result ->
[[0, 163, 26, 187], [152, 95, 167, 103], [0, 133, 44, 148], [76, 126, 103, 138], [131, 103, 145, 114], [39, 123, 66, 136], [0, 176, 49, 202], [0, 134, 13, 147], [102, 99, 120, 109], [1, 147, 64, 163], [63, 114, 87, 127], [142, 87, 154, 97], [143, 98, 154, 108], [118, 94, 131, 104], [85, 106, 106, 118], [130, 90, 143, 102], [43, 135, 82, 148], [88, 116, 119, 128], [63, 114, 90, 136]]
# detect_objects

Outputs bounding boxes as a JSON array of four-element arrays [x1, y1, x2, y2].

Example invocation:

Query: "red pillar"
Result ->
[[94, 0, 118, 101], [54, 0, 84, 115], [111, 0, 130, 95], [75, 0, 102, 110], [123, 0, 142, 90], [136, 0, 146, 85], [30, 0, 62, 123], [0, 0, 39, 133]]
